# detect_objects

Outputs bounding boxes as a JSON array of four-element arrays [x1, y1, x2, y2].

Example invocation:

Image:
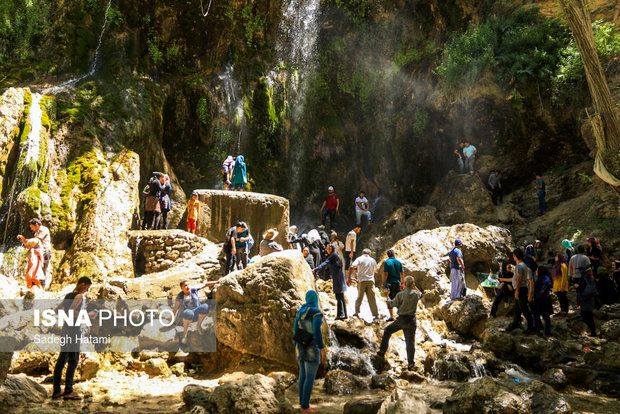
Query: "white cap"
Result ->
[[328, 186, 334, 191]]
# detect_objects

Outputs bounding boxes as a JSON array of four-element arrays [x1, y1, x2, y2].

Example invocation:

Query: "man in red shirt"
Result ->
[[320, 186, 339, 230]]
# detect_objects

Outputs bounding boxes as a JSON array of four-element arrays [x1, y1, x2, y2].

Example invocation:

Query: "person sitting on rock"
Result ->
[[383, 249, 404, 321], [313, 244, 348, 320], [23, 238, 45, 289], [448, 239, 466, 300], [173, 279, 220, 345], [375, 276, 422, 371], [293, 290, 325, 412], [489, 263, 514, 318], [532, 266, 553, 337], [186, 192, 200, 234], [354, 190, 372, 226], [259, 228, 283, 256]]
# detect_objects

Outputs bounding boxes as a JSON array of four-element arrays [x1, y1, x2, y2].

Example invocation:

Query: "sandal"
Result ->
[[63, 393, 82, 400]]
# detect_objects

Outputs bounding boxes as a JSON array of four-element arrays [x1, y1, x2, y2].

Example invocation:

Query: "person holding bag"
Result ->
[[293, 290, 325, 412]]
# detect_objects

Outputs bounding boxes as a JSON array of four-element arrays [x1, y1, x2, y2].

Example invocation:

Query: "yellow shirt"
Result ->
[[187, 199, 200, 220], [553, 263, 568, 292]]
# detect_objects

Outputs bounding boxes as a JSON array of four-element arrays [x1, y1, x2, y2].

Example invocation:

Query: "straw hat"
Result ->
[[263, 228, 279, 240]]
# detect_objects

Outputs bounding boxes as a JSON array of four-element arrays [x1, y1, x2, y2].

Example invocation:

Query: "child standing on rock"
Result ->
[[186, 192, 200, 234]]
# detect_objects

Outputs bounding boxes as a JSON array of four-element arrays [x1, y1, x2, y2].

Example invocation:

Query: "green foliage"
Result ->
[[0, 0, 52, 61], [147, 37, 164, 65], [241, 6, 265, 48], [412, 107, 429, 136], [436, 7, 566, 93], [196, 98, 210, 126], [107, 7, 124, 27], [554, 21, 620, 103], [208, 127, 235, 166]]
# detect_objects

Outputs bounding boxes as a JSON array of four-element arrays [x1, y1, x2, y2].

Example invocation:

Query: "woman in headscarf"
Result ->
[[313, 244, 348, 320], [561, 239, 575, 261], [230, 155, 247, 191], [552, 253, 569, 316], [293, 290, 325, 412], [159, 174, 171, 229]]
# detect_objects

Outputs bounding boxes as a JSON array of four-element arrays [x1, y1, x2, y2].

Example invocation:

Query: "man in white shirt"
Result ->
[[349, 248, 378, 320], [18, 218, 52, 288], [345, 225, 361, 274], [355, 191, 372, 226]]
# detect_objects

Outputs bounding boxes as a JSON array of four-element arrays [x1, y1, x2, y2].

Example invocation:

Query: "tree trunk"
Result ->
[[562, 0, 620, 151]]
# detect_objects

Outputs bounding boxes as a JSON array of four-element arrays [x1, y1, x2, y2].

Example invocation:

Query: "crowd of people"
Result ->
[[452, 236, 619, 339], [141, 172, 172, 230]]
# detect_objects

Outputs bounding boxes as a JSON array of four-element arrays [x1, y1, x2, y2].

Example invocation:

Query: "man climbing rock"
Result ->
[[488, 170, 502, 205], [383, 249, 404, 321], [534, 172, 546, 216], [375, 276, 422, 371], [448, 239, 465, 300]]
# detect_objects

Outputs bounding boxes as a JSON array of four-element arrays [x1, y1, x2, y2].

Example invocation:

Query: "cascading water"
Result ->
[[215, 63, 245, 156], [44, 0, 113, 95], [24, 93, 43, 169], [327, 329, 376, 377]]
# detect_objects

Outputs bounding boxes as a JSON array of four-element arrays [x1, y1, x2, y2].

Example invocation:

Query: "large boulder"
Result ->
[[522, 380, 572, 414], [380, 224, 512, 299], [0, 352, 12, 384], [215, 250, 319, 371], [443, 376, 528, 414], [0, 374, 47, 410], [192, 190, 289, 255], [428, 172, 497, 225], [58, 150, 140, 284], [480, 320, 582, 371], [208, 374, 294, 414], [377, 388, 430, 414], [323, 369, 368, 395], [434, 295, 488, 338]]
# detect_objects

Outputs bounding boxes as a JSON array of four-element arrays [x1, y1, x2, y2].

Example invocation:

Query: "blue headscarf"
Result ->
[[294, 290, 319, 328]]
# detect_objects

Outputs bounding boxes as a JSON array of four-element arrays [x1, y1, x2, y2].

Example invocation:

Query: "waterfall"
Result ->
[[327, 329, 376, 377], [24, 93, 43, 167], [44, 0, 113, 95], [215, 63, 245, 156]]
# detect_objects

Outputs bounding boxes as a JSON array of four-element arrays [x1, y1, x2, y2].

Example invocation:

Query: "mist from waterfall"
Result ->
[[216, 64, 245, 153]]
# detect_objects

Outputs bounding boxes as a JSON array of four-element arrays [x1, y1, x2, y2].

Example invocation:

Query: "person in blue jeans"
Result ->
[[463, 141, 477, 174], [173, 279, 219, 344], [534, 172, 546, 215], [293, 290, 325, 412]]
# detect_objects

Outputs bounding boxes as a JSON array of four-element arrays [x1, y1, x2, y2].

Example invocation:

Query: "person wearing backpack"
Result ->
[[143, 172, 166, 230], [230, 155, 247, 191], [532, 266, 553, 337], [293, 290, 325, 412]]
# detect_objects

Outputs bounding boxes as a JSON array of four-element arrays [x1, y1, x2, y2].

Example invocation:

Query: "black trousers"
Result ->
[[556, 291, 569, 313], [379, 315, 416, 366], [53, 351, 79, 395], [512, 287, 534, 329], [581, 310, 597, 336], [490, 283, 513, 317], [335, 292, 347, 319], [159, 210, 169, 229]]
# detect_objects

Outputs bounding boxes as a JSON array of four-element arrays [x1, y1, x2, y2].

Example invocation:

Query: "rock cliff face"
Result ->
[[58, 150, 140, 284], [193, 190, 290, 254]]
